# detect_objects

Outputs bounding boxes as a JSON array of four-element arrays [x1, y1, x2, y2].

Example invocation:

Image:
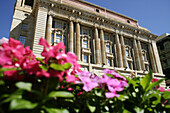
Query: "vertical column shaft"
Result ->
[[94, 27, 100, 64], [151, 41, 163, 74], [46, 15, 52, 45], [120, 35, 128, 68], [137, 40, 145, 70], [69, 21, 74, 52], [100, 29, 106, 64], [115, 33, 123, 68], [148, 43, 157, 73], [76, 22, 81, 61], [22, 0, 25, 6], [133, 38, 141, 70]]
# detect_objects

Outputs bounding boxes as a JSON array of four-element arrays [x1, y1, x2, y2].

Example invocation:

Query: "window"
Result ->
[[83, 40, 88, 48], [126, 49, 129, 57], [96, 9, 100, 13], [51, 20, 68, 46], [21, 23, 28, 31], [107, 59, 111, 66], [127, 20, 130, 23], [56, 34, 62, 43], [19, 35, 26, 45], [81, 27, 91, 36], [106, 45, 110, 53], [127, 61, 132, 69], [25, 0, 34, 7], [83, 55, 88, 63], [51, 34, 54, 44]]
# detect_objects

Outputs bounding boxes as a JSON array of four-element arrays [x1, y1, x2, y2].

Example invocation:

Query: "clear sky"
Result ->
[[0, 0, 170, 39]]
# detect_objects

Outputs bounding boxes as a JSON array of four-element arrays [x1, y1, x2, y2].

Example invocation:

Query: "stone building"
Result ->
[[156, 33, 170, 86], [10, 0, 164, 82]]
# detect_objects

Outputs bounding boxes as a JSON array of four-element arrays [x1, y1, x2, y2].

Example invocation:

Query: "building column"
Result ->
[[137, 40, 145, 70], [120, 34, 128, 68], [148, 43, 157, 73], [151, 40, 163, 74], [75, 22, 81, 61], [115, 33, 123, 68], [100, 29, 106, 65], [46, 15, 52, 45], [94, 27, 100, 64], [22, 0, 25, 7], [133, 38, 141, 70], [69, 20, 74, 52]]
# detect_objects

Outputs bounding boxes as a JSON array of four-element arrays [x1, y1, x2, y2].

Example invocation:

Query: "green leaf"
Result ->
[[87, 101, 96, 113], [50, 63, 65, 71], [123, 109, 131, 113], [10, 99, 38, 110], [63, 63, 72, 70], [146, 79, 165, 92], [0, 80, 4, 85], [48, 91, 74, 98], [134, 106, 144, 113], [163, 91, 170, 99], [43, 106, 69, 113], [165, 105, 170, 108], [36, 58, 45, 64], [140, 70, 153, 90], [15, 82, 32, 91], [0, 68, 19, 72], [2, 90, 23, 103], [40, 65, 48, 71]]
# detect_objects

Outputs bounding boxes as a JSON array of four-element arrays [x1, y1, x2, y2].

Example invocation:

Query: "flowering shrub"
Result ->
[[0, 38, 170, 113]]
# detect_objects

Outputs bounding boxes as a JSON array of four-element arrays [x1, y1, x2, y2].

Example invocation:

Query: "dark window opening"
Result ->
[[96, 9, 100, 13], [127, 20, 130, 23], [25, 0, 34, 7]]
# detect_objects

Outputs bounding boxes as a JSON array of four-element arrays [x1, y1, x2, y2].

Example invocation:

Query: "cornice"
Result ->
[[38, 0, 157, 40]]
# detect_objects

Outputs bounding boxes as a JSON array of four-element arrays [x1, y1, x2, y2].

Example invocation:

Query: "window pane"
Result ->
[[104, 35, 109, 40], [106, 45, 110, 53], [142, 54, 145, 60], [126, 50, 129, 57], [107, 59, 111, 66], [19, 36, 26, 45], [56, 35, 61, 43], [63, 36, 66, 45], [51, 34, 54, 43], [83, 40, 88, 48], [52, 21, 55, 28], [83, 55, 88, 63], [56, 22, 62, 28]]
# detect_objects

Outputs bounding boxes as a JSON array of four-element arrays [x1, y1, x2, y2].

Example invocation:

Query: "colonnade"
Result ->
[[45, 15, 161, 73]]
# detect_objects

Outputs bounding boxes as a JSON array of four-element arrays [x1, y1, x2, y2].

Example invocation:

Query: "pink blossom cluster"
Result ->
[[0, 37, 81, 82], [152, 78, 170, 92], [76, 69, 128, 98]]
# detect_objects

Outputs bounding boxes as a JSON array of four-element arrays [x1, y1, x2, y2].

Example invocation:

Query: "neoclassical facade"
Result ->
[[10, 0, 164, 84]]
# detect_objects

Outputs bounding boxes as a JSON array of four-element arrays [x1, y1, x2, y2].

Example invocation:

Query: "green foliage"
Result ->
[[0, 69, 169, 113]]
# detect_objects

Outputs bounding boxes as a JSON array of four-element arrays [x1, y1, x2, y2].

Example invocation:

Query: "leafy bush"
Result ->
[[0, 38, 169, 113]]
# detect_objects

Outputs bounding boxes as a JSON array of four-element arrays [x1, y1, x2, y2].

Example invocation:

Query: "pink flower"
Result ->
[[152, 78, 159, 82], [105, 92, 120, 98], [158, 87, 165, 92]]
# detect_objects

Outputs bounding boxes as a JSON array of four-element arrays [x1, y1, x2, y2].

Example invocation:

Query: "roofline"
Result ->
[[156, 33, 170, 42], [78, 0, 138, 22]]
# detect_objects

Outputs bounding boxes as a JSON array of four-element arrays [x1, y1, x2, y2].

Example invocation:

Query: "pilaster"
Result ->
[[137, 40, 145, 70], [120, 34, 128, 68], [94, 27, 100, 64], [69, 20, 74, 52], [100, 29, 106, 64], [151, 40, 163, 74], [115, 32, 123, 68], [46, 15, 52, 45], [75, 22, 81, 61], [148, 42, 157, 73]]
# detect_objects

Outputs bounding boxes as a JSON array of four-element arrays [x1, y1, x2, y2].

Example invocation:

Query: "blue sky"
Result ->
[[0, 0, 170, 39]]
